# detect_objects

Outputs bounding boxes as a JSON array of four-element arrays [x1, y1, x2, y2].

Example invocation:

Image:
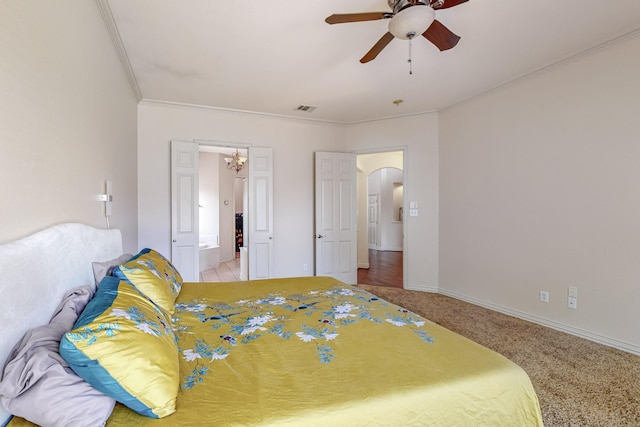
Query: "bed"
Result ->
[[0, 223, 543, 426]]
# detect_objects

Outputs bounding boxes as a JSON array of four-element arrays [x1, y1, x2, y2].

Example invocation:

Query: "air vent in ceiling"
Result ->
[[294, 105, 317, 113]]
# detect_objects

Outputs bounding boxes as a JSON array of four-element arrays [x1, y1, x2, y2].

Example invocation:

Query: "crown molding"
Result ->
[[139, 99, 349, 125], [95, 0, 142, 101]]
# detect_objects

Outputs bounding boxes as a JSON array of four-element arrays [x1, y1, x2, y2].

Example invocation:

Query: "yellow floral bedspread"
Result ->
[[9, 276, 543, 426]]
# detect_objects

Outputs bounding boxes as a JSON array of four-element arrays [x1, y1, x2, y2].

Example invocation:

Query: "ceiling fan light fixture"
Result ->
[[388, 5, 435, 40]]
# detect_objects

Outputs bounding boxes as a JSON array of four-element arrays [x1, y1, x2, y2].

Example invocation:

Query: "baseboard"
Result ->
[[358, 262, 369, 269], [406, 283, 439, 293], [437, 287, 640, 356]]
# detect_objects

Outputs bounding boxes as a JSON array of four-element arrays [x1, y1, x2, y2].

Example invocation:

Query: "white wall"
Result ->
[[198, 152, 220, 244], [439, 35, 640, 353], [367, 168, 403, 251], [0, 1, 138, 252], [234, 176, 245, 213], [346, 114, 440, 291], [137, 101, 345, 277], [381, 168, 403, 251], [217, 154, 240, 262], [367, 173, 381, 249]]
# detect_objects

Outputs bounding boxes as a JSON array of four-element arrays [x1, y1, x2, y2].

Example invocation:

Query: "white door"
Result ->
[[170, 140, 199, 281], [314, 152, 357, 284], [248, 147, 274, 279], [368, 194, 379, 249]]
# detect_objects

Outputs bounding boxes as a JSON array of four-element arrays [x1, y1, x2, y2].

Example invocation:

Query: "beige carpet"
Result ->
[[357, 284, 640, 427]]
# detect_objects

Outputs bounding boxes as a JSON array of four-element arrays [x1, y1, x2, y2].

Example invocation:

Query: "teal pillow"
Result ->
[[60, 276, 179, 418]]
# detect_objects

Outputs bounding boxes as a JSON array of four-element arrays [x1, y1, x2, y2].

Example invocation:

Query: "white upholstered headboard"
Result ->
[[0, 223, 123, 425]]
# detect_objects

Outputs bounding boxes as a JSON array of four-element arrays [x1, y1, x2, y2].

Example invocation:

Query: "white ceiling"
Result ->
[[105, 0, 640, 124]]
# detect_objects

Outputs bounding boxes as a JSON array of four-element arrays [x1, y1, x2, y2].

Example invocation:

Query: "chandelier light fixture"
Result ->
[[224, 149, 247, 173]]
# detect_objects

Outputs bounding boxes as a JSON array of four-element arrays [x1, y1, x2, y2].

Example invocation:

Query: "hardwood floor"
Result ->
[[357, 249, 403, 288], [200, 258, 241, 282]]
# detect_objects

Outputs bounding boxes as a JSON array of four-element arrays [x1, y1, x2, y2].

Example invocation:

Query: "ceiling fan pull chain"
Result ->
[[408, 37, 413, 75]]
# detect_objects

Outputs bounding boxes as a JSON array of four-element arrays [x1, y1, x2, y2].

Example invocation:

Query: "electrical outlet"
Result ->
[[303, 263, 308, 272], [540, 291, 549, 303], [567, 286, 578, 309]]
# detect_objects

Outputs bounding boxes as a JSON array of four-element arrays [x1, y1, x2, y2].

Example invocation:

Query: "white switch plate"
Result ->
[[540, 291, 549, 303], [409, 209, 418, 217]]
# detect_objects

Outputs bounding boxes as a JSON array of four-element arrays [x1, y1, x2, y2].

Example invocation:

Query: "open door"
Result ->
[[314, 152, 357, 284], [248, 147, 274, 279], [170, 140, 199, 281]]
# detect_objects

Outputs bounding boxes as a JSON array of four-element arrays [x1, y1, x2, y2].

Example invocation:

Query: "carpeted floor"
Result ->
[[356, 284, 640, 427]]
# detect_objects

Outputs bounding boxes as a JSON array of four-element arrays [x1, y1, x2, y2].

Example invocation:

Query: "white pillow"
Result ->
[[91, 253, 133, 287]]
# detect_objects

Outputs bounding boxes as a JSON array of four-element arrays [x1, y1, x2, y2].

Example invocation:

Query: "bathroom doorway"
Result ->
[[198, 145, 247, 281]]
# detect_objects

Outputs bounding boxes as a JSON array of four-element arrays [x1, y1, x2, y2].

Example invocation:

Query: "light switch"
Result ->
[[409, 209, 418, 217]]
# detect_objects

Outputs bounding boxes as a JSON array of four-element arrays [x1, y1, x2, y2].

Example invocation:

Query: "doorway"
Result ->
[[171, 142, 273, 282], [197, 145, 247, 281], [356, 150, 405, 288]]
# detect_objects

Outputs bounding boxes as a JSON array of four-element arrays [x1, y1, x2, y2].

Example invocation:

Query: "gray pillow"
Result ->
[[92, 253, 132, 287], [0, 286, 116, 427]]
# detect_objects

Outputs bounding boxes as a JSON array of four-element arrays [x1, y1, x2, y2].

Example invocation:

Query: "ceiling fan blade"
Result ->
[[433, 0, 469, 10], [360, 32, 395, 63], [325, 12, 391, 25], [422, 20, 461, 51]]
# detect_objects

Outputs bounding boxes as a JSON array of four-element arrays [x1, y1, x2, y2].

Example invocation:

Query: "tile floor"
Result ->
[[199, 258, 241, 282]]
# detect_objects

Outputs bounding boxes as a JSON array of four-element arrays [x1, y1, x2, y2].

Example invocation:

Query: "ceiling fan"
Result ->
[[325, 0, 468, 63]]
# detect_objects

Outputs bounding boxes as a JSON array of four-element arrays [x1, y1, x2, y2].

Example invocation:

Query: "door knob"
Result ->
[[315, 234, 324, 239], [172, 239, 176, 243]]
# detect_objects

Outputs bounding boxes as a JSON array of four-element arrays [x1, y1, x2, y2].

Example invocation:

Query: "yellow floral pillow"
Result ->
[[112, 248, 183, 314], [60, 276, 179, 418]]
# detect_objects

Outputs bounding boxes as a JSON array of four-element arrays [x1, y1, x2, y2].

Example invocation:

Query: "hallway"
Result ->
[[357, 249, 403, 288]]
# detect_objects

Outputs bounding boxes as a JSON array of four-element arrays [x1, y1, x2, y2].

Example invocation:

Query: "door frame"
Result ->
[[354, 146, 408, 289]]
